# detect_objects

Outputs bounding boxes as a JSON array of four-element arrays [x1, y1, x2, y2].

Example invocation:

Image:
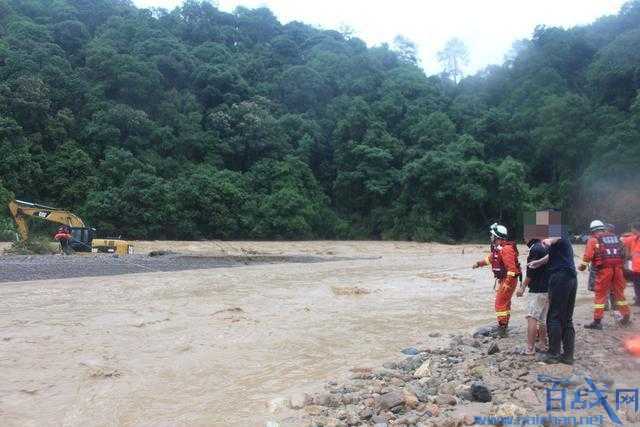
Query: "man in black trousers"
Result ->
[[525, 210, 577, 365]]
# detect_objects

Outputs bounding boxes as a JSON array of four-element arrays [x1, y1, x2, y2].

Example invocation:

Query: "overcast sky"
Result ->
[[133, 0, 627, 75]]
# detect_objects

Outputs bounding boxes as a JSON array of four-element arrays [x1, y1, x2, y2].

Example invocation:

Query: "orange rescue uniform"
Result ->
[[582, 231, 630, 320], [621, 232, 640, 273], [477, 241, 521, 326]]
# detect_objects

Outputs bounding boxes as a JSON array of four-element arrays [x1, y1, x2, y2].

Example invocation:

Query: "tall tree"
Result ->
[[437, 37, 470, 83]]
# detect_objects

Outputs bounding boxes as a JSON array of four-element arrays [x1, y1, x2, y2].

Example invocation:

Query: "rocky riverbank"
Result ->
[[270, 308, 640, 427]]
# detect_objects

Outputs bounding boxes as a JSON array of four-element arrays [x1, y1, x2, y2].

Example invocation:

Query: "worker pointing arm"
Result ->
[[472, 254, 491, 269], [472, 223, 522, 337]]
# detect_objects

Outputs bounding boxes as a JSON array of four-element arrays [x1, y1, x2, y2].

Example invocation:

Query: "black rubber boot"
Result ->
[[540, 353, 561, 364], [560, 355, 575, 365], [497, 325, 508, 338], [620, 315, 632, 327], [584, 319, 603, 330]]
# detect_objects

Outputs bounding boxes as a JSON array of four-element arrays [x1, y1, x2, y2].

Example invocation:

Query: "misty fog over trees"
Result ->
[[1, 0, 639, 240]]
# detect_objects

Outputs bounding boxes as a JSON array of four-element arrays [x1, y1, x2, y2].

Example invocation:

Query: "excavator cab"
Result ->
[[69, 227, 94, 252]]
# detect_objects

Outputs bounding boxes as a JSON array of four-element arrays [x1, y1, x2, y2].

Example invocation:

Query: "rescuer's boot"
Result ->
[[620, 315, 632, 327], [584, 319, 603, 330], [497, 325, 508, 338]]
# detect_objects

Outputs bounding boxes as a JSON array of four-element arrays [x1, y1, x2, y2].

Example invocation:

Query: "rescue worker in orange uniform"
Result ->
[[473, 223, 522, 337], [579, 220, 631, 328], [54, 225, 72, 255], [621, 221, 640, 307]]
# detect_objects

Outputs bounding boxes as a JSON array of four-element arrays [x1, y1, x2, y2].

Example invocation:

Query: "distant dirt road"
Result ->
[[0, 252, 346, 283]]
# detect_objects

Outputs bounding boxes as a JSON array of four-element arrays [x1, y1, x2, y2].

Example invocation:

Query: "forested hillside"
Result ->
[[1, 0, 639, 241]]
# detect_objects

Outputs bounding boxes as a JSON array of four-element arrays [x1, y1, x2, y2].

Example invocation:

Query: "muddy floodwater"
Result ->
[[0, 241, 593, 426]]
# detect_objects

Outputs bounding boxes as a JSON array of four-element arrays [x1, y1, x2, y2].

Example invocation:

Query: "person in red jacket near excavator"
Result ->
[[473, 223, 522, 337], [579, 220, 631, 329]]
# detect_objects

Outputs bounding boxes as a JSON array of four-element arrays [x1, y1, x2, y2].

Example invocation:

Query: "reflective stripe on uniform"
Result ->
[[495, 310, 510, 317], [594, 304, 606, 309], [507, 271, 517, 277], [616, 301, 628, 306]]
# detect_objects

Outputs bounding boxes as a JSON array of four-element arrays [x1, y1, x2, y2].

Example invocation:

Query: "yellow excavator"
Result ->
[[8, 200, 133, 255]]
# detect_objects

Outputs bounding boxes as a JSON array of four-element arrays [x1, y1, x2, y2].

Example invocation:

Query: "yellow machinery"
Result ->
[[8, 200, 133, 256]]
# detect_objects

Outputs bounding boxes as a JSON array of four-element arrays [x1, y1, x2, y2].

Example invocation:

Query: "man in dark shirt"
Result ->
[[516, 239, 549, 355], [529, 236, 577, 364]]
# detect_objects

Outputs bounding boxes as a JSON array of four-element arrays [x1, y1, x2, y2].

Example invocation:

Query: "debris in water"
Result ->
[[148, 250, 174, 257], [331, 286, 370, 296], [212, 307, 244, 316]]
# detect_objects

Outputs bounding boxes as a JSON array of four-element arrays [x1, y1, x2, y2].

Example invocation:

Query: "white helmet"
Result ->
[[490, 223, 508, 240], [590, 220, 606, 232]]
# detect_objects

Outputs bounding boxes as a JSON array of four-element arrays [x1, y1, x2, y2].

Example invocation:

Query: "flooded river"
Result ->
[[0, 241, 593, 426]]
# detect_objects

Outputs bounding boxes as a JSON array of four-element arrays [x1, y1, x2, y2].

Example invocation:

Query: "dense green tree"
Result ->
[[1, 0, 639, 241]]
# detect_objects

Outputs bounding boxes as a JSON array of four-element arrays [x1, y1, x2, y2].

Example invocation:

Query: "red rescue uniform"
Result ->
[[477, 240, 521, 326], [582, 231, 629, 320]]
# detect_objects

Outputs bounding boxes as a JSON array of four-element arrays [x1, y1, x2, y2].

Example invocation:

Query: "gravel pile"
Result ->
[[0, 253, 344, 283]]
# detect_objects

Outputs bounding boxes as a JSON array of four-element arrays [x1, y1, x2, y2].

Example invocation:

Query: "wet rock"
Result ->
[[413, 359, 432, 378], [382, 361, 397, 370], [471, 382, 492, 402], [406, 381, 430, 402], [512, 368, 529, 379], [344, 407, 359, 426], [358, 407, 373, 420], [513, 387, 539, 406], [399, 355, 427, 372], [436, 394, 457, 406], [403, 390, 419, 409], [371, 414, 388, 424], [492, 402, 526, 417], [468, 366, 484, 379], [486, 342, 500, 355], [313, 392, 341, 407], [454, 384, 473, 401], [395, 413, 420, 425], [594, 374, 615, 387], [379, 390, 404, 410], [402, 347, 420, 355], [472, 325, 497, 338], [350, 371, 373, 380], [290, 392, 311, 409], [390, 377, 405, 387], [419, 403, 440, 417], [268, 397, 290, 414], [438, 382, 458, 396], [324, 417, 346, 427], [304, 405, 325, 416]]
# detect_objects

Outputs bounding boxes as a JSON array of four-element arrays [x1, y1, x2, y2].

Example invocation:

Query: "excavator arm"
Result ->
[[8, 200, 86, 241]]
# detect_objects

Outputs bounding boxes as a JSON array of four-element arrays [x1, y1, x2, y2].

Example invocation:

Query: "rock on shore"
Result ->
[[275, 315, 640, 427]]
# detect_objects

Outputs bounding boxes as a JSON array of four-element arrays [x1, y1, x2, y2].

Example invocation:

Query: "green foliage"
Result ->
[[0, 0, 639, 242], [5, 236, 57, 254]]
